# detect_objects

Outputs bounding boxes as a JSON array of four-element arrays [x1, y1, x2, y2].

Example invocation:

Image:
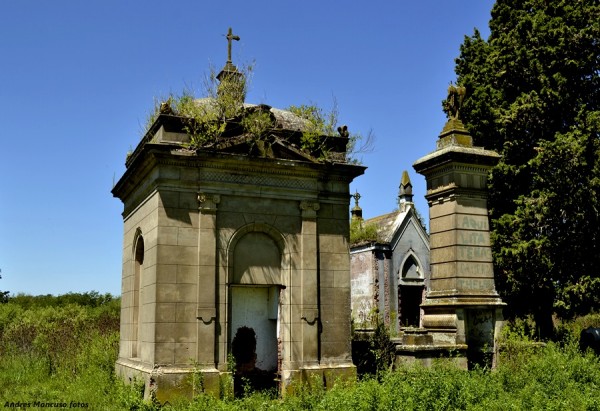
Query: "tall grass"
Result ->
[[1, 297, 599, 410], [0, 297, 146, 410], [160, 342, 600, 411]]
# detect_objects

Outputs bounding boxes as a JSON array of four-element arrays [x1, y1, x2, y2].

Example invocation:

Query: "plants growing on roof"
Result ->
[[141, 63, 373, 164], [349, 218, 379, 245], [288, 102, 374, 164]]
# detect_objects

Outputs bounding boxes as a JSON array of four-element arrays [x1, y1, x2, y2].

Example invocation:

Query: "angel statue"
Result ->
[[443, 83, 466, 120]]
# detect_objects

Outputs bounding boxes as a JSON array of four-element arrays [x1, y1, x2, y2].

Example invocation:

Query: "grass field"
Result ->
[[1, 295, 599, 410]]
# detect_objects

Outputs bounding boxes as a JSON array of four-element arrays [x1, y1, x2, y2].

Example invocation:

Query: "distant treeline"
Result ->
[[7, 291, 119, 309]]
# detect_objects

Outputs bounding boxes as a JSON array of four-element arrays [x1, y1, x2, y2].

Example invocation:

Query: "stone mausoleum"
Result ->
[[350, 171, 430, 334], [112, 31, 364, 401]]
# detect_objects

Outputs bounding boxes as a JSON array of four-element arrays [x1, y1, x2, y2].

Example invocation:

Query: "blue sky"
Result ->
[[0, 0, 495, 296]]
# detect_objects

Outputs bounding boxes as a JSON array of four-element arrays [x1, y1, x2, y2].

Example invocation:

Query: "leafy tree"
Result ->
[[0, 270, 8, 303], [0, 289, 8, 304], [8, 291, 115, 309], [452, 0, 600, 337]]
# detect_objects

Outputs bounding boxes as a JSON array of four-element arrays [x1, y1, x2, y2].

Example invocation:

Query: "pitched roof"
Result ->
[[364, 210, 409, 244], [355, 203, 428, 248]]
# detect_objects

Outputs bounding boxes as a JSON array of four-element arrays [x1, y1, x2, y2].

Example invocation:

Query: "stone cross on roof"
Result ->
[[226, 27, 240, 63], [217, 27, 242, 82]]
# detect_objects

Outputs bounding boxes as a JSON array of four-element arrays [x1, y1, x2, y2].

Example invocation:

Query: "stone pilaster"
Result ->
[[196, 193, 220, 368], [299, 200, 320, 366]]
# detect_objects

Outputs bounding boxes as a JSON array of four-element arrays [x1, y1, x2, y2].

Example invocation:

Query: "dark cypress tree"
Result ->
[[452, 0, 600, 338]]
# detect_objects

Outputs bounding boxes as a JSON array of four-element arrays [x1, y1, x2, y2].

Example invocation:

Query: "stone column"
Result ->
[[196, 193, 220, 369], [413, 119, 504, 367], [299, 200, 320, 367]]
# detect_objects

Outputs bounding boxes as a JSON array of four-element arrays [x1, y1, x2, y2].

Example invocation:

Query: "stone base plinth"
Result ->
[[420, 303, 504, 368], [281, 363, 357, 396], [394, 342, 468, 369], [399, 327, 434, 346], [117, 358, 356, 402], [115, 358, 227, 403]]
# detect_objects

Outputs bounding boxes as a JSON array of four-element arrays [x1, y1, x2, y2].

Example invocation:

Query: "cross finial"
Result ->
[[226, 27, 240, 63], [351, 191, 363, 220], [352, 191, 361, 207]]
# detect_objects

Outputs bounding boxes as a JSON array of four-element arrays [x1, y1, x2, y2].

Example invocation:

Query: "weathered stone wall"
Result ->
[[429, 197, 495, 296], [114, 145, 363, 399], [318, 201, 354, 363], [215, 193, 305, 374], [349, 211, 430, 333], [350, 250, 375, 327], [152, 188, 200, 367], [120, 191, 160, 365]]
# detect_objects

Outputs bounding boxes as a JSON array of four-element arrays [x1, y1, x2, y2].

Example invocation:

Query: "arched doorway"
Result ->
[[230, 231, 282, 395], [398, 254, 424, 328]]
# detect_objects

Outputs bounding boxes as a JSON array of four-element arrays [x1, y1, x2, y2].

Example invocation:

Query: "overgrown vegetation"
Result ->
[[287, 102, 374, 164], [3, 293, 598, 409], [141, 64, 373, 164], [352, 310, 396, 378], [349, 217, 379, 245], [0, 292, 126, 408]]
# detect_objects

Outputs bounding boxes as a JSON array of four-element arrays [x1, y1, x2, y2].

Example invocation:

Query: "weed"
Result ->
[[352, 309, 395, 378]]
